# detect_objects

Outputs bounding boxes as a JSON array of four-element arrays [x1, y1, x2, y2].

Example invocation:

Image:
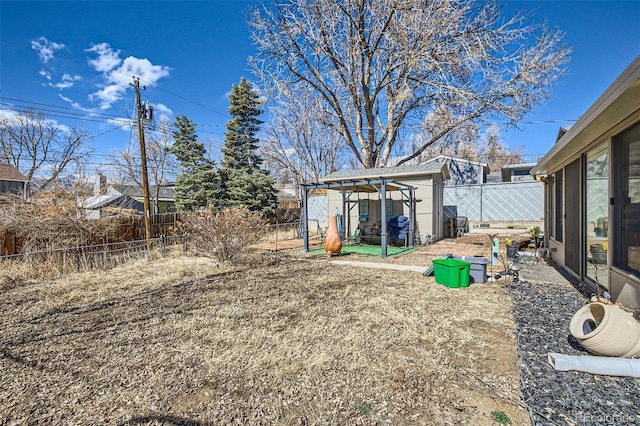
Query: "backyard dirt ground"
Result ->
[[1, 236, 536, 425]]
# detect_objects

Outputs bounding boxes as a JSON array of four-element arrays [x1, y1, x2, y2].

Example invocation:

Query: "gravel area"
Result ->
[[509, 279, 640, 426]]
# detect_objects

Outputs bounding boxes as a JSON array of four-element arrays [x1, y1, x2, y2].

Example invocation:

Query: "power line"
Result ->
[[0, 96, 229, 136], [0, 96, 126, 120]]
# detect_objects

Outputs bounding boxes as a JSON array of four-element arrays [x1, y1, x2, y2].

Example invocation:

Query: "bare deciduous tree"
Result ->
[[403, 109, 525, 172], [250, 0, 570, 168], [0, 109, 91, 195], [260, 86, 347, 188]]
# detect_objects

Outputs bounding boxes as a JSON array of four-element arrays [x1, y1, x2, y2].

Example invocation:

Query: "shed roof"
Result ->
[[322, 162, 449, 183], [0, 164, 28, 182]]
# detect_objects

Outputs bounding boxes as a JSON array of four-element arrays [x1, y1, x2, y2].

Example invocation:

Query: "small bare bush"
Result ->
[[179, 206, 269, 264]]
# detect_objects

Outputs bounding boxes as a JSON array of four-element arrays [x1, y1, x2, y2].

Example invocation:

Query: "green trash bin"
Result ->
[[432, 258, 471, 288]]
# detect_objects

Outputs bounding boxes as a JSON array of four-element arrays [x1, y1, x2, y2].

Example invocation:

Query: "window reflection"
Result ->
[[585, 145, 608, 287], [618, 124, 640, 274]]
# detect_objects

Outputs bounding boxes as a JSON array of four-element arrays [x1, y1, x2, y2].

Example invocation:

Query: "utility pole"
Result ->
[[130, 76, 152, 249]]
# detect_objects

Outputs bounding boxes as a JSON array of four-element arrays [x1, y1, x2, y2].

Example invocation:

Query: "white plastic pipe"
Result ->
[[548, 352, 640, 378]]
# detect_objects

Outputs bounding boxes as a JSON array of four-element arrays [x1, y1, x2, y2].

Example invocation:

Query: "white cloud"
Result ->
[[63, 73, 81, 82], [85, 43, 171, 110], [89, 84, 126, 110], [58, 94, 96, 113], [31, 37, 65, 63], [108, 56, 171, 87], [39, 69, 52, 81], [153, 103, 173, 122], [85, 43, 122, 72], [0, 108, 70, 133], [50, 74, 81, 90], [107, 117, 134, 130]]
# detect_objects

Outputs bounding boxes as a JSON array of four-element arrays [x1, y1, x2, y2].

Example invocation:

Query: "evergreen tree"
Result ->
[[170, 115, 219, 211], [219, 78, 277, 217]]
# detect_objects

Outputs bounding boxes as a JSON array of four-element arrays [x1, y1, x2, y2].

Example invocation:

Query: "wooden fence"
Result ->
[[2, 213, 181, 257]]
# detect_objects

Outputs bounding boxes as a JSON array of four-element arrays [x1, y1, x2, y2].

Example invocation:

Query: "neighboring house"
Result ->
[[501, 163, 537, 182], [421, 155, 489, 186], [531, 55, 640, 308], [274, 183, 299, 209], [300, 162, 449, 256], [80, 193, 144, 219], [108, 184, 176, 214], [79, 175, 175, 218], [0, 164, 28, 199]]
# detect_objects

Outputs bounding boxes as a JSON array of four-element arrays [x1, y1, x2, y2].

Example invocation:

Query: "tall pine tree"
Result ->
[[170, 115, 219, 211], [219, 78, 276, 217]]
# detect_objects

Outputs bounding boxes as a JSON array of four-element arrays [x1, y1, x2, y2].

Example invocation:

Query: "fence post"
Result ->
[[160, 235, 165, 257], [75, 247, 81, 272]]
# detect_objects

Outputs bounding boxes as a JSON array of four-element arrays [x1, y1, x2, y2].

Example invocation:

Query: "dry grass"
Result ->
[[1, 247, 530, 425]]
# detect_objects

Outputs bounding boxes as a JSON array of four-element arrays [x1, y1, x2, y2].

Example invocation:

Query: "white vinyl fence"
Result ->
[[444, 181, 544, 222], [302, 181, 544, 228]]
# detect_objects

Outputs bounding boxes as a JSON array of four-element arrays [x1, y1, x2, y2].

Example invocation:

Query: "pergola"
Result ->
[[300, 178, 417, 257]]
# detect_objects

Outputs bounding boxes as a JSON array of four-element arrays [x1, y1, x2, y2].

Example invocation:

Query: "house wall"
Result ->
[[543, 110, 640, 308]]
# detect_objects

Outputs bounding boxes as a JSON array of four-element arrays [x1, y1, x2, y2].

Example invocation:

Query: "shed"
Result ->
[[300, 163, 449, 257]]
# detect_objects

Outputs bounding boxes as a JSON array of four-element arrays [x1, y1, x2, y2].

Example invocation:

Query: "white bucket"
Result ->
[[569, 303, 640, 358]]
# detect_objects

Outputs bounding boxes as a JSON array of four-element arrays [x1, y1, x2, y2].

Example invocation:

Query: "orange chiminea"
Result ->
[[324, 215, 342, 257]]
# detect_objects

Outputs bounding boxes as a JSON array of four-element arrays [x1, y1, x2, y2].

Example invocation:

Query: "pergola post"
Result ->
[[380, 179, 388, 258], [301, 185, 309, 252], [408, 188, 415, 247]]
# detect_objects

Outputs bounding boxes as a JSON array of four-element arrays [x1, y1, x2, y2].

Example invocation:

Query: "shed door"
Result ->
[[565, 158, 582, 275]]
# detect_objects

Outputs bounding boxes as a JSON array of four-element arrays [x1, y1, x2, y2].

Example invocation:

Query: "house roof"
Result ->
[[82, 194, 126, 209], [82, 194, 143, 211], [322, 162, 449, 183], [501, 163, 537, 182], [0, 164, 28, 182], [108, 184, 175, 200], [421, 155, 490, 174], [533, 55, 640, 176]]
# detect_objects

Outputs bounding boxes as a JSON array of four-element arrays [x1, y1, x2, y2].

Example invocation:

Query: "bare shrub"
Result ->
[[0, 192, 129, 253], [179, 206, 269, 264]]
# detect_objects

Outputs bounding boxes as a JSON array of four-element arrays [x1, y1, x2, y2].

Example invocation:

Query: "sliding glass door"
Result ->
[[585, 144, 609, 287], [614, 123, 640, 276]]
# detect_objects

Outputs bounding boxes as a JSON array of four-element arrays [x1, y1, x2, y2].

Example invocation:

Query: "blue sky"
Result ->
[[1, 0, 639, 176]]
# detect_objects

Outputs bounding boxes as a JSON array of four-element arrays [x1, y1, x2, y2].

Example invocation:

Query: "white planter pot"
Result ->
[[569, 303, 640, 358]]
